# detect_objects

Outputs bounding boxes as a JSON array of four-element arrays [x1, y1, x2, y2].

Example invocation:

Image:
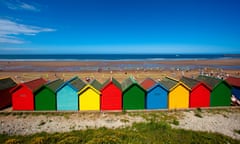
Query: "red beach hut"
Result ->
[[0, 77, 17, 109], [11, 78, 47, 111], [100, 77, 122, 111], [180, 76, 211, 108]]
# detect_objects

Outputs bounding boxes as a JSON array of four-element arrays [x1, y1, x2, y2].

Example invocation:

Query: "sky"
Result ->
[[0, 0, 239, 54]]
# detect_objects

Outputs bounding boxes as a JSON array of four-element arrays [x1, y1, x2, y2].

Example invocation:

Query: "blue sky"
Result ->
[[0, 0, 239, 54]]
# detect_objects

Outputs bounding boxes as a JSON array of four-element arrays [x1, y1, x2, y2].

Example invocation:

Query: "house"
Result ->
[[34, 79, 64, 111], [140, 78, 168, 109], [226, 76, 240, 101], [180, 76, 211, 108], [122, 77, 145, 110], [159, 77, 190, 109], [78, 79, 102, 111], [56, 77, 86, 111], [11, 78, 47, 111], [101, 77, 122, 111], [197, 75, 232, 107], [0, 77, 17, 109]]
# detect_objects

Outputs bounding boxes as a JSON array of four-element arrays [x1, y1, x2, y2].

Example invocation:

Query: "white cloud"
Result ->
[[0, 19, 55, 44], [3, 0, 40, 11]]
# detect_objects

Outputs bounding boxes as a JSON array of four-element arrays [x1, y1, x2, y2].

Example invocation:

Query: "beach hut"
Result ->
[[196, 75, 231, 107], [122, 77, 145, 110], [101, 77, 122, 111], [180, 76, 211, 108], [0, 78, 17, 109], [226, 76, 240, 100], [140, 78, 168, 109], [78, 79, 101, 111], [34, 79, 64, 111], [159, 77, 190, 109], [11, 78, 47, 111], [56, 77, 85, 111]]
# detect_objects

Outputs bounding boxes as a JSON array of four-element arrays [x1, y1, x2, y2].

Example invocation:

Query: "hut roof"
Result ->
[[121, 77, 138, 92], [70, 77, 86, 91], [180, 76, 199, 89], [226, 76, 240, 87], [159, 77, 178, 91], [196, 75, 224, 90], [140, 78, 156, 90], [90, 79, 102, 91], [24, 78, 47, 92], [101, 77, 121, 90], [45, 79, 64, 92], [0, 77, 17, 90]]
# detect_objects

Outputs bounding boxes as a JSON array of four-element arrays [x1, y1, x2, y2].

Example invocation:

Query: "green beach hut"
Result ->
[[122, 77, 145, 110], [35, 79, 64, 111], [196, 75, 232, 107]]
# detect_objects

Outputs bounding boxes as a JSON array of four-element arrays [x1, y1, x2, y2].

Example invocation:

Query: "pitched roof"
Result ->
[[45, 79, 64, 92], [90, 79, 102, 91], [226, 76, 240, 87], [121, 77, 138, 92], [196, 75, 222, 90], [140, 78, 156, 90], [24, 78, 47, 92], [70, 77, 86, 91], [0, 77, 17, 90], [159, 77, 178, 91], [180, 76, 199, 89], [101, 77, 122, 90]]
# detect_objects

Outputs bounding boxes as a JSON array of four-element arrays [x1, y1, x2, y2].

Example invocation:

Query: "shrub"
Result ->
[[31, 136, 47, 144], [86, 135, 121, 144], [172, 119, 179, 126], [4, 139, 21, 144], [57, 136, 83, 144]]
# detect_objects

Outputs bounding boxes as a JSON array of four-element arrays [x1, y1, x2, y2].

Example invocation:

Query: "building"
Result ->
[[180, 76, 211, 108], [141, 78, 168, 109], [34, 79, 64, 111], [11, 78, 47, 110], [122, 77, 145, 110], [159, 77, 190, 109], [226, 76, 240, 100], [0, 77, 17, 109], [101, 77, 122, 111], [197, 75, 232, 107], [56, 77, 86, 111], [78, 79, 102, 111]]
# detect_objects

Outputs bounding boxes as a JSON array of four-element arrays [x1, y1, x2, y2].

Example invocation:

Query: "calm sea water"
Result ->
[[0, 54, 239, 61]]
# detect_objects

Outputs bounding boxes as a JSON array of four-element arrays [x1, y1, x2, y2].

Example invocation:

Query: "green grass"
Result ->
[[0, 121, 239, 144], [234, 130, 240, 135]]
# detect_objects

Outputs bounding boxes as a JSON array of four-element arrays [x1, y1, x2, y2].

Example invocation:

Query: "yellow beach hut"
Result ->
[[78, 79, 102, 111], [159, 77, 190, 109]]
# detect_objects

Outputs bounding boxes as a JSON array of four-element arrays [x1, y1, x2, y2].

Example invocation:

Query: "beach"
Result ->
[[0, 59, 240, 83]]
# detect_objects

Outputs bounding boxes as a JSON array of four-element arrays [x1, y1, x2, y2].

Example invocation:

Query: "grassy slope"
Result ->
[[0, 121, 239, 144], [0, 109, 240, 144]]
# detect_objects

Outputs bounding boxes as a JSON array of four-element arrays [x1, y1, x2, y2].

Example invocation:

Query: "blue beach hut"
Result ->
[[141, 78, 168, 109], [226, 76, 240, 100], [56, 76, 86, 111]]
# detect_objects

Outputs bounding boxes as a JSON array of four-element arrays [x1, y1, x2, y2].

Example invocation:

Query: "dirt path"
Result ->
[[173, 110, 240, 140]]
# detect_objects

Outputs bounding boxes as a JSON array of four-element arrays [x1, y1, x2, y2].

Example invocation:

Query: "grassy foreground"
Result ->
[[0, 120, 239, 144]]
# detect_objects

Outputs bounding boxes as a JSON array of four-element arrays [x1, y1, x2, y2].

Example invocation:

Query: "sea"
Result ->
[[0, 54, 240, 71], [0, 54, 240, 61]]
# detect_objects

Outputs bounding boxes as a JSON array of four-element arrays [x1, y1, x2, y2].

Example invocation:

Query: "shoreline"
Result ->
[[0, 59, 240, 83]]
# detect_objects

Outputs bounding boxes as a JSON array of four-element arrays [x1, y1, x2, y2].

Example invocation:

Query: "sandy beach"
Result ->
[[0, 59, 240, 83]]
